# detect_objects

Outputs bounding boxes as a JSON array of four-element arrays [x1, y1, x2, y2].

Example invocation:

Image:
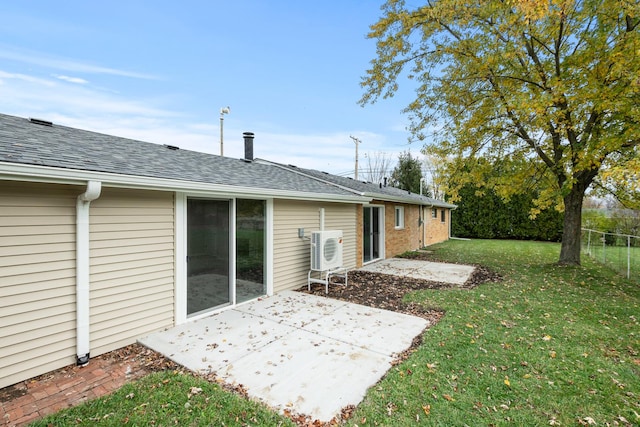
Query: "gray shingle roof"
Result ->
[[0, 113, 364, 199], [259, 160, 456, 208]]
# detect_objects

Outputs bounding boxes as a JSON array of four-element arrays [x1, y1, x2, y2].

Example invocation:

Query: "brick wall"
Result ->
[[424, 207, 451, 246], [383, 202, 421, 257]]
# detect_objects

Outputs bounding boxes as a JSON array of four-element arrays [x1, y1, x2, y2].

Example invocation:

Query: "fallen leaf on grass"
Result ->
[[422, 404, 430, 415], [443, 394, 455, 401], [188, 387, 202, 398], [386, 402, 397, 416], [504, 377, 511, 387]]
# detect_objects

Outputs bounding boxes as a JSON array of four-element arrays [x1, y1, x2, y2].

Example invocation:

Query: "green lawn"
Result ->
[[34, 239, 640, 426], [30, 371, 296, 427], [346, 240, 640, 426]]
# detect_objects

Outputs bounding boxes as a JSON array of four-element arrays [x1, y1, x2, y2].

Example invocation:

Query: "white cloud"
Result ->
[[0, 70, 55, 86], [0, 45, 158, 80], [0, 69, 175, 119], [54, 74, 88, 84]]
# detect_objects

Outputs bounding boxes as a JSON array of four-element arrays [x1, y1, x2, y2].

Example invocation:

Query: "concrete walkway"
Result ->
[[358, 258, 475, 285], [139, 290, 428, 422]]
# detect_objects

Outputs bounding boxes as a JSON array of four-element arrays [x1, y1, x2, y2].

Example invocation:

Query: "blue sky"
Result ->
[[0, 1, 420, 176]]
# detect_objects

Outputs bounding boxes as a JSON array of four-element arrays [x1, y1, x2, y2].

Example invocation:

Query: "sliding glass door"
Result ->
[[187, 199, 231, 315], [236, 199, 266, 303], [186, 197, 267, 316], [363, 206, 381, 263]]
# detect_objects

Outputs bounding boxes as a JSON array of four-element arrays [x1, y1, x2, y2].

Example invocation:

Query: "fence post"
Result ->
[[587, 229, 591, 255], [603, 232, 606, 263], [628, 235, 631, 280]]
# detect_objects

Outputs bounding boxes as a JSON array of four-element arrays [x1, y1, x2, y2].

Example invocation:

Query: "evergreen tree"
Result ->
[[390, 151, 425, 195]]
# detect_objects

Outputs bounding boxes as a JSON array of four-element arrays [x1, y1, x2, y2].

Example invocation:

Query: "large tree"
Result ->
[[360, 0, 640, 264]]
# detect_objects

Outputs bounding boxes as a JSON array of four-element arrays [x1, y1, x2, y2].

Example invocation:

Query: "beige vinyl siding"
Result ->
[[89, 188, 174, 356], [273, 200, 357, 293], [0, 182, 78, 389]]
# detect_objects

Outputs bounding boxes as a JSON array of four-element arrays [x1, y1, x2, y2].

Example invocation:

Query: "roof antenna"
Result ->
[[219, 106, 230, 156]]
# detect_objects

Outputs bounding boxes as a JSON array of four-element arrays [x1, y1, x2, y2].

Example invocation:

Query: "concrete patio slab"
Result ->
[[138, 290, 428, 422], [358, 258, 475, 285], [235, 291, 350, 329]]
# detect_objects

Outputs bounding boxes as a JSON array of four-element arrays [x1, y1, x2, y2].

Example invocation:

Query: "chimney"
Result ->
[[383, 177, 388, 187], [243, 132, 254, 161]]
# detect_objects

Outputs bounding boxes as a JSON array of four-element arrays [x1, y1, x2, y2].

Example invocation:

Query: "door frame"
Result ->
[[175, 193, 273, 324]]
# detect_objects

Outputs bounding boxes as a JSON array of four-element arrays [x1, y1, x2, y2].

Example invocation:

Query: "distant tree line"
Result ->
[[451, 185, 564, 242]]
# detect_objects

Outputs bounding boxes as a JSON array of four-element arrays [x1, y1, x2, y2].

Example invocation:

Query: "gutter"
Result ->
[[0, 161, 369, 204], [76, 181, 101, 366], [256, 159, 457, 208]]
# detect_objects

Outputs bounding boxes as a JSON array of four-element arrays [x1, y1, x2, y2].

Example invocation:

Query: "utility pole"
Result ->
[[349, 135, 361, 180]]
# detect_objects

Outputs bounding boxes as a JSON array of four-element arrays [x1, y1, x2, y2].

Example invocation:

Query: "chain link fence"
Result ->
[[581, 228, 639, 280]]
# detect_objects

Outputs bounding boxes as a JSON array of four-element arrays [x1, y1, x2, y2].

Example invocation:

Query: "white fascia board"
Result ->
[[365, 193, 426, 205], [0, 162, 370, 204], [364, 192, 456, 208]]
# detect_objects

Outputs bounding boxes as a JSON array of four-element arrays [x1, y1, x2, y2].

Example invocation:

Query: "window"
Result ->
[[441, 209, 446, 223], [394, 206, 404, 229], [432, 208, 438, 218]]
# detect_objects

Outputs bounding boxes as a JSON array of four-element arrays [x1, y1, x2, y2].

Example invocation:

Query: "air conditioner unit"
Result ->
[[310, 230, 343, 271]]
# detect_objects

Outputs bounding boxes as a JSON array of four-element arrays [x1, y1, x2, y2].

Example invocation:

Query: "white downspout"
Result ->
[[76, 181, 101, 366]]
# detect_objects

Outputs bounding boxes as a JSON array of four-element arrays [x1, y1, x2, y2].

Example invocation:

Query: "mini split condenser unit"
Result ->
[[310, 230, 343, 271]]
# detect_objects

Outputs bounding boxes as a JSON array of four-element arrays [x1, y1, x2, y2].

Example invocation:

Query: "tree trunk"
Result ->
[[559, 187, 585, 265]]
